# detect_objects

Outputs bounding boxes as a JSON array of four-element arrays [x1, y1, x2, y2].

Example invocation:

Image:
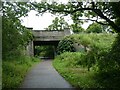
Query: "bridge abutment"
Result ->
[[26, 41, 34, 56], [27, 29, 72, 57]]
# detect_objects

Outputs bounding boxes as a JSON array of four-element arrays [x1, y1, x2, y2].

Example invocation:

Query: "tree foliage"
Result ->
[[70, 23, 85, 33], [86, 23, 103, 33], [35, 45, 54, 58], [2, 2, 33, 59], [46, 17, 69, 30], [31, 2, 120, 33], [57, 37, 75, 55]]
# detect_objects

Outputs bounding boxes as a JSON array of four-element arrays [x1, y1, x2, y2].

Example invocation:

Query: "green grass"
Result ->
[[53, 52, 100, 88], [53, 52, 120, 88], [53, 33, 120, 89], [2, 56, 40, 89], [68, 33, 116, 50]]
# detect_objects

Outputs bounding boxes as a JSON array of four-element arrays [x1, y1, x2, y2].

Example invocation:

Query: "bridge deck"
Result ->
[[32, 30, 71, 41]]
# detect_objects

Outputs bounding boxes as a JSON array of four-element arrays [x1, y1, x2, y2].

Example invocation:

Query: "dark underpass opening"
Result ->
[[33, 41, 59, 59]]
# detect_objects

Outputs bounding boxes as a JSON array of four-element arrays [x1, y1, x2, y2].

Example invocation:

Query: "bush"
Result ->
[[109, 34, 120, 66], [89, 34, 120, 73], [57, 37, 75, 55]]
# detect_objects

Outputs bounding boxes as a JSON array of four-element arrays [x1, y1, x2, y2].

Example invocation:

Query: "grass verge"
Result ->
[[2, 56, 40, 89], [53, 57, 100, 89], [52, 33, 120, 89]]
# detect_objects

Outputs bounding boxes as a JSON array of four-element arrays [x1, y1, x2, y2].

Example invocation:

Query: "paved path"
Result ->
[[21, 59, 75, 89]]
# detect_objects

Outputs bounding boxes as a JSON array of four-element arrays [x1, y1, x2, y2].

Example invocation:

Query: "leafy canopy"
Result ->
[[2, 2, 33, 59], [31, 1, 120, 33]]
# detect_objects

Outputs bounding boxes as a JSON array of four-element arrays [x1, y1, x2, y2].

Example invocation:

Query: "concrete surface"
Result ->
[[20, 59, 75, 89]]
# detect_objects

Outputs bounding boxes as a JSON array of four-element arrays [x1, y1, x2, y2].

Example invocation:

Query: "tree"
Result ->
[[70, 23, 85, 33], [29, 1, 120, 70], [86, 23, 103, 33], [45, 17, 69, 30], [31, 2, 120, 33], [2, 2, 33, 59]]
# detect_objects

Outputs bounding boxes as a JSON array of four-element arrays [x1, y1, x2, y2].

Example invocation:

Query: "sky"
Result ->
[[20, 10, 76, 30], [20, 0, 93, 30], [21, 10, 56, 30], [21, 10, 92, 30]]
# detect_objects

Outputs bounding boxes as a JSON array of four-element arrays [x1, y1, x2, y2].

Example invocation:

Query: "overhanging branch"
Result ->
[[93, 9, 120, 32], [78, 18, 108, 25], [31, 2, 120, 32]]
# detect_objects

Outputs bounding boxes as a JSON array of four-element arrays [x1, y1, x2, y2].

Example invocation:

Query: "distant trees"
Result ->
[[86, 23, 103, 33], [45, 17, 69, 30], [35, 46, 54, 58], [70, 23, 85, 33]]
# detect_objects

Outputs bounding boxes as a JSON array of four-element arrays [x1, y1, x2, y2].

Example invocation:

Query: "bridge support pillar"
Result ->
[[26, 41, 34, 56]]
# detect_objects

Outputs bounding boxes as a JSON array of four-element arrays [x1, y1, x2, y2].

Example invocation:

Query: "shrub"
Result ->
[[96, 34, 120, 72], [57, 37, 75, 55]]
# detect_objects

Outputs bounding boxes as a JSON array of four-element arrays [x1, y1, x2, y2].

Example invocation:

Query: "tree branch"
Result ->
[[93, 9, 120, 32], [78, 18, 108, 25], [31, 2, 120, 32]]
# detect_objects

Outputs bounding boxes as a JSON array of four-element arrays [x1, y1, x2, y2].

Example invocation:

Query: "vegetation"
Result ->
[[86, 23, 104, 33], [56, 37, 75, 55], [2, 2, 33, 60], [2, 56, 40, 89], [2, 2, 40, 89], [53, 52, 99, 88], [45, 17, 69, 30], [35, 45, 54, 58], [2, 1, 120, 89], [57, 33, 115, 55], [53, 33, 120, 88], [32, 2, 120, 33], [70, 24, 85, 33]]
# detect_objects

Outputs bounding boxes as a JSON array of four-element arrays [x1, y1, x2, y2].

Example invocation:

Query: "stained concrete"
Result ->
[[21, 60, 75, 89]]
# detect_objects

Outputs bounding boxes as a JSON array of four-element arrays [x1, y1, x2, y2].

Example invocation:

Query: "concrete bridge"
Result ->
[[26, 29, 72, 57]]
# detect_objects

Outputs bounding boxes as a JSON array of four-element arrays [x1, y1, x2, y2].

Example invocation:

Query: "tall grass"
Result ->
[[53, 33, 120, 88], [53, 52, 100, 88], [2, 56, 40, 89], [69, 33, 116, 50]]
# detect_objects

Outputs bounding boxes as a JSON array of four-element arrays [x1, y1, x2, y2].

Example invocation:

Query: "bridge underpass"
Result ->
[[26, 29, 72, 58], [33, 41, 59, 58]]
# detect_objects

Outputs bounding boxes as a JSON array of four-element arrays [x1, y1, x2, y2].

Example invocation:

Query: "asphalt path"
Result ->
[[21, 59, 75, 89]]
